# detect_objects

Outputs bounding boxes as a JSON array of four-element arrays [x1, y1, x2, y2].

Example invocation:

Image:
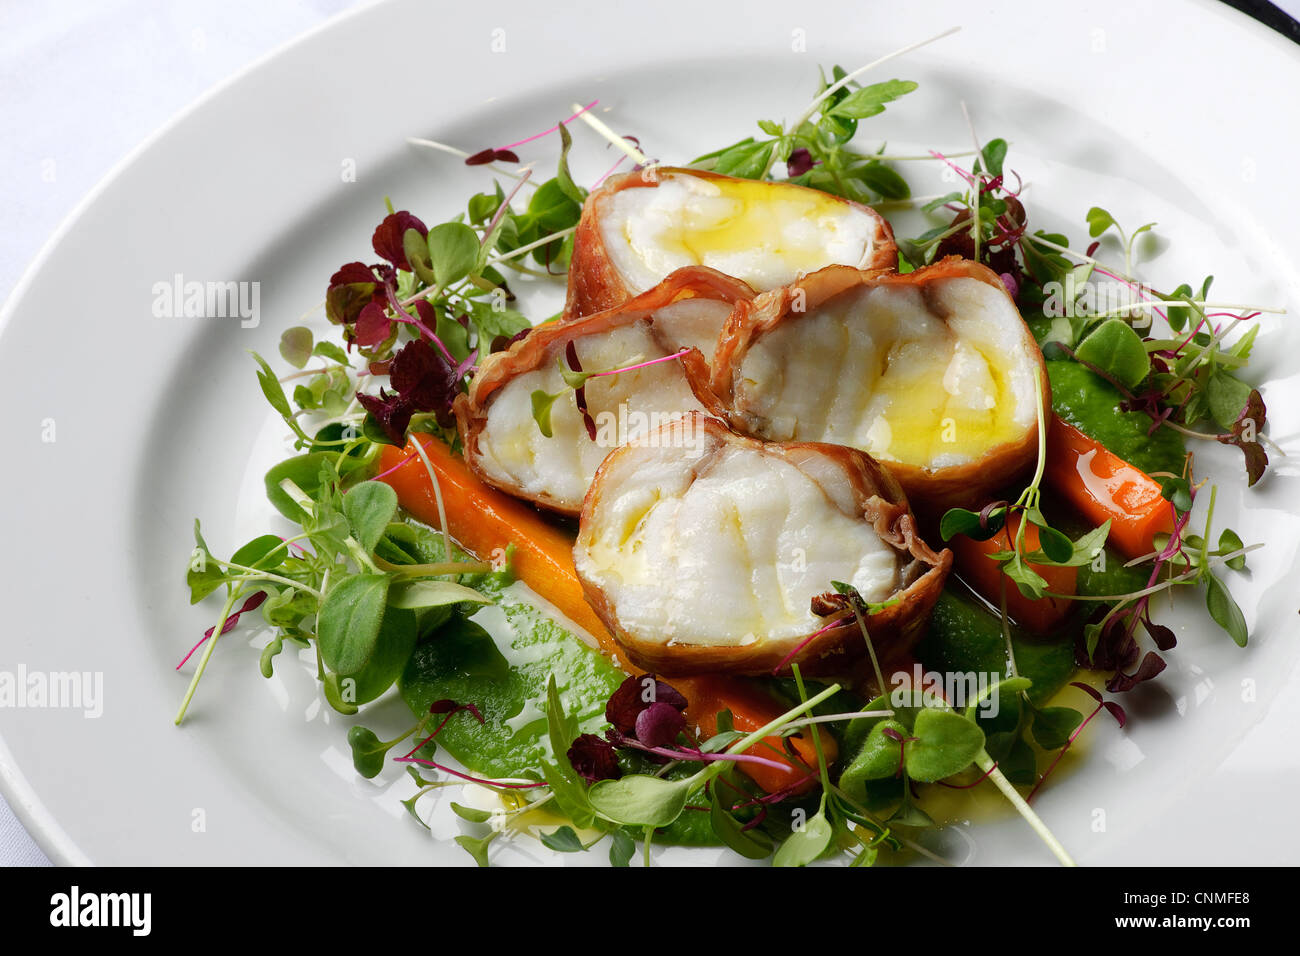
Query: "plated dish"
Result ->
[[3, 0, 1297, 868], [172, 45, 1284, 867]]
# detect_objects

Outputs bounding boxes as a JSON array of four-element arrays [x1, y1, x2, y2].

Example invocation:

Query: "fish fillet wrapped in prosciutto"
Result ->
[[565, 167, 897, 317], [701, 259, 1051, 515], [574, 413, 952, 677], [454, 267, 753, 515]]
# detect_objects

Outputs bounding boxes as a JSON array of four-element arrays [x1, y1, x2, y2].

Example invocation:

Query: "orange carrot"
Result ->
[[1045, 416, 1176, 561], [377, 433, 829, 795], [683, 675, 835, 796], [950, 512, 1077, 635], [379, 434, 605, 640]]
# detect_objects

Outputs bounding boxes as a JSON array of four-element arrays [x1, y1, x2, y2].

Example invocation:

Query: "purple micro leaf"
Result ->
[[354, 301, 393, 348], [325, 261, 381, 326], [604, 673, 688, 735], [1143, 619, 1178, 651], [176, 591, 267, 670], [634, 702, 686, 749], [372, 211, 429, 271], [1106, 651, 1167, 693], [1069, 680, 1103, 704], [786, 147, 816, 178], [567, 733, 622, 784], [388, 338, 461, 428], [356, 388, 414, 445]]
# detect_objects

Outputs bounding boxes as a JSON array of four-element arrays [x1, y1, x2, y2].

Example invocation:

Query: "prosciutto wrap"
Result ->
[[454, 267, 753, 515], [700, 259, 1052, 515], [574, 413, 952, 677], [565, 166, 896, 318]]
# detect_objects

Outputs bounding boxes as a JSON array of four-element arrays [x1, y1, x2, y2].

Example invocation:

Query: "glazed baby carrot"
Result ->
[[950, 512, 1077, 635], [1044, 415, 1176, 561], [376, 433, 827, 794]]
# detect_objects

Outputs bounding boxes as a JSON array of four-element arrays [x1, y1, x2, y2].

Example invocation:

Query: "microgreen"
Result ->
[[941, 375, 1109, 601], [690, 68, 919, 205], [906, 143, 1281, 487], [528, 347, 692, 439]]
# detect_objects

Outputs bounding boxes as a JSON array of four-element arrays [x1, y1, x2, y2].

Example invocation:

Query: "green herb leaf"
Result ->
[[404, 228, 436, 285], [587, 774, 691, 828], [708, 779, 774, 860], [1218, 528, 1246, 571], [341, 480, 399, 553], [427, 222, 480, 288], [279, 326, 314, 369], [772, 811, 834, 867], [540, 825, 587, 853], [313, 341, 350, 365], [839, 718, 908, 797], [608, 828, 636, 867], [978, 138, 1007, 178], [964, 676, 1033, 719], [826, 78, 918, 119], [347, 725, 390, 778], [1205, 572, 1248, 646], [530, 389, 562, 438], [187, 520, 228, 603], [1057, 521, 1112, 567], [555, 123, 585, 205], [336, 608, 417, 705], [905, 709, 985, 782], [1030, 706, 1083, 751], [1034, 524, 1075, 564], [1205, 372, 1254, 432], [851, 161, 910, 200], [454, 831, 499, 867], [524, 178, 583, 235], [317, 573, 390, 676], [1074, 318, 1151, 389], [1159, 476, 1193, 513], [940, 506, 1005, 541], [387, 579, 489, 610], [887, 803, 936, 828], [258, 632, 284, 677], [449, 801, 493, 824], [1086, 206, 1117, 238], [251, 351, 295, 421], [713, 140, 776, 179]]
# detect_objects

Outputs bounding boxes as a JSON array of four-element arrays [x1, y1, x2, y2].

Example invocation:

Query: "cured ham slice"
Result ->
[[574, 413, 951, 676], [454, 267, 752, 515], [565, 167, 896, 317], [702, 259, 1050, 514]]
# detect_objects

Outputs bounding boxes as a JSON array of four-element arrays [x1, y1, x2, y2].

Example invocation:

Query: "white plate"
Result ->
[[3, 0, 1299, 866]]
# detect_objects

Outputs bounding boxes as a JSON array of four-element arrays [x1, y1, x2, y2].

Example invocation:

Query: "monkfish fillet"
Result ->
[[454, 267, 753, 515], [574, 413, 952, 677], [565, 166, 897, 317], [702, 258, 1050, 514]]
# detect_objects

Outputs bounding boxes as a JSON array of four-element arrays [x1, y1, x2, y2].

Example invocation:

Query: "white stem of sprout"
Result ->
[[568, 103, 649, 165]]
